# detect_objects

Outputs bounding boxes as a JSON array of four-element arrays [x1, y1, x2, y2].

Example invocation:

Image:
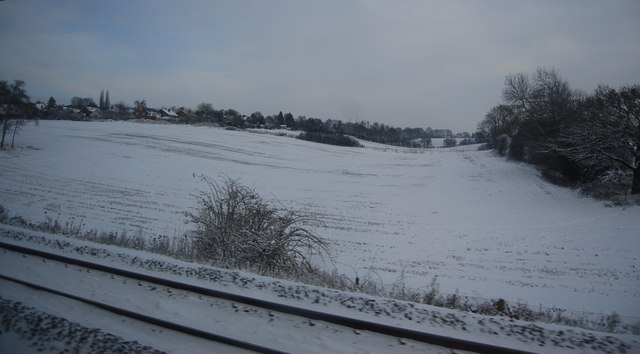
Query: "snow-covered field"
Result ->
[[1, 120, 638, 322]]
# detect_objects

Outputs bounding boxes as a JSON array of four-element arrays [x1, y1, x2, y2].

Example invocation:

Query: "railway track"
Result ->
[[0, 241, 535, 354]]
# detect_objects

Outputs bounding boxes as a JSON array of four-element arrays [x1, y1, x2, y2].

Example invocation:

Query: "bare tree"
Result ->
[[477, 104, 517, 149], [112, 101, 130, 120], [249, 111, 265, 125], [114, 101, 128, 112], [530, 67, 576, 123], [195, 102, 214, 120], [133, 100, 147, 119], [502, 72, 533, 116], [0, 80, 37, 148], [550, 85, 640, 194], [482, 67, 639, 196], [0, 81, 11, 147], [225, 109, 243, 127], [70, 96, 82, 108], [70, 96, 96, 108], [503, 68, 574, 122], [10, 104, 37, 148], [443, 137, 457, 147], [500, 68, 578, 161]]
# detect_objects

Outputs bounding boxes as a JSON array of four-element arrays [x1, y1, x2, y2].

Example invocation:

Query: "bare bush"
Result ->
[[185, 176, 328, 273], [581, 169, 635, 205]]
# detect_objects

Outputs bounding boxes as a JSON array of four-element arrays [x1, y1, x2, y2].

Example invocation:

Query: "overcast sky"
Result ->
[[1, 0, 639, 132]]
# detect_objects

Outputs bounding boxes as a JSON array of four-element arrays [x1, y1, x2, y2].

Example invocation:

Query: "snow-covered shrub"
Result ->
[[442, 137, 457, 148], [496, 134, 510, 156], [185, 176, 328, 274], [604, 312, 622, 332], [458, 138, 475, 146], [510, 302, 536, 321], [581, 168, 633, 205]]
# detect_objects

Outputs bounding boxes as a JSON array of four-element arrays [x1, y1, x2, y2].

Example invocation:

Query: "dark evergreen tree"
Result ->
[[276, 111, 284, 126], [99, 90, 105, 110], [284, 112, 295, 128], [46, 96, 56, 109]]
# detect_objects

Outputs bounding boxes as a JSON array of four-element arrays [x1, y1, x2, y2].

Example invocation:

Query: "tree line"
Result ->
[[477, 67, 639, 195], [193, 104, 469, 147], [15, 81, 470, 148]]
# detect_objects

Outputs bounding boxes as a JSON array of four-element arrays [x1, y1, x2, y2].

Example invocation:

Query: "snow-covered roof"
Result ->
[[159, 108, 179, 118]]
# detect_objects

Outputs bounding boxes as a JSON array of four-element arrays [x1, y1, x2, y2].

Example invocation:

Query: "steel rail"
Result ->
[[0, 240, 535, 354], [0, 273, 287, 354]]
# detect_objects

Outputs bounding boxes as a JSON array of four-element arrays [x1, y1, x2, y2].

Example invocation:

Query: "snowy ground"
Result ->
[[0, 233, 456, 354], [1, 225, 637, 354], [0, 120, 638, 322]]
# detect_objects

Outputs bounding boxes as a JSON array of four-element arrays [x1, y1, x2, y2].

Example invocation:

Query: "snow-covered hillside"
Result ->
[[1, 120, 638, 321]]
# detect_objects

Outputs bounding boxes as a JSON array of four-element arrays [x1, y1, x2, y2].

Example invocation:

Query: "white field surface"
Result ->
[[1, 120, 639, 321]]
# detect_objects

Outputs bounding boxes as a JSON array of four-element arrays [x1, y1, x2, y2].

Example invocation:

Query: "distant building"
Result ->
[[80, 106, 101, 118], [433, 129, 453, 138], [159, 108, 179, 121], [177, 109, 200, 124]]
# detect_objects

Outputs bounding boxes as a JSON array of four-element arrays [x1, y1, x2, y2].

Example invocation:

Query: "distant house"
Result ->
[[80, 106, 101, 118], [159, 108, 179, 121], [433, 129, 453, 138], [147, 109, 161, 120], [133, 106, 148, 119], [63, 106, 81, 114], [177, 109, 200, 124]]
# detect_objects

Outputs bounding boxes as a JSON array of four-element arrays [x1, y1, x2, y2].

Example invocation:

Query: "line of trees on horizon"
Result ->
[[477, 67, 639, 195], [179, 103, 477, 147], [3, 76, 638, 198], [13, 82, 475, 149]]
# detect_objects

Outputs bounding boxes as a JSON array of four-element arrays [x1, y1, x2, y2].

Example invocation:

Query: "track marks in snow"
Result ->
[[1, 121, 639, 317]]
